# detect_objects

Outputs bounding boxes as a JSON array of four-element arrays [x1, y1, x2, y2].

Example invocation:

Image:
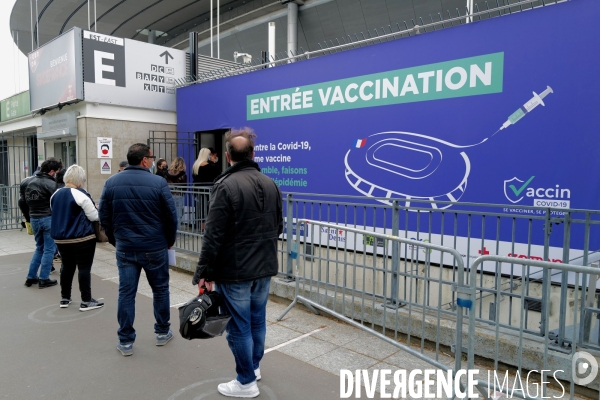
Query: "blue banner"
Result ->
[[177, 0, 600, 254]]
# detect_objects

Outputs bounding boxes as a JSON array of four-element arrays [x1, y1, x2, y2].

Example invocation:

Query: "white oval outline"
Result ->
[[28, 303, 105, 324]]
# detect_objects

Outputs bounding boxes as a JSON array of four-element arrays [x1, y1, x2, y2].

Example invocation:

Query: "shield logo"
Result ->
[[504, 177, 529, 204]]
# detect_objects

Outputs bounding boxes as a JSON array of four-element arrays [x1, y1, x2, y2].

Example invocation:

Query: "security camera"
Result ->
[[233, 52, 253, 64]]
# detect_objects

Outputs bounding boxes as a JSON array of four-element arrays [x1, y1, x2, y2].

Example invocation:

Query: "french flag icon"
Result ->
[[355, 138, 367, 148]]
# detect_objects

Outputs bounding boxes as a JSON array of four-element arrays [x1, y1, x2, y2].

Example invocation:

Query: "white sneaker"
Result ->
[[217, 379, 259, 398], [254, 368, 261, 381]]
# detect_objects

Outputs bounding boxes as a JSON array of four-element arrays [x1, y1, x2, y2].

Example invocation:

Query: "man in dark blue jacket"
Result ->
[[99, 143, 178, 357]]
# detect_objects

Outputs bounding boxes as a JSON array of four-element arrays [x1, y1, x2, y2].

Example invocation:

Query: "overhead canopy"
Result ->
[[11, 0, 508, 62]]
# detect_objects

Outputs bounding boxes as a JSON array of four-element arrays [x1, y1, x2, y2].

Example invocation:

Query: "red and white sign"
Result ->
[[97, 137, 113, 158]]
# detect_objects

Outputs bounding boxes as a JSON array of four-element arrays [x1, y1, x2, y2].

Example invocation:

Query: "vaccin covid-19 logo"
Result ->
[[503, 176, 572, 208]]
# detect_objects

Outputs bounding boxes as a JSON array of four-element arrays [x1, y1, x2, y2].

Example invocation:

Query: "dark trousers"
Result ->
[[57, 239, 96, 302]]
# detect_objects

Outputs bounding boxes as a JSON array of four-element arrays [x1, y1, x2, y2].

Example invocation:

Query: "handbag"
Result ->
[[93, 221, 109, 242], [178, 289, 231, 340]]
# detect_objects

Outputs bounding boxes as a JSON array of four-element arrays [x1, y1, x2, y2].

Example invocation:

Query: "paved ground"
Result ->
[[0, 228, 579, 399]]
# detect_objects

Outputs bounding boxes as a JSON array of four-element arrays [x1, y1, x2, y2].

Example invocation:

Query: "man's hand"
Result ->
[[197, 279, 213, 293]]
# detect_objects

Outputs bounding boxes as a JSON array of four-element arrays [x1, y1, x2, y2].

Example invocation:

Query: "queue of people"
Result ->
[[19, 129, 278, 398]]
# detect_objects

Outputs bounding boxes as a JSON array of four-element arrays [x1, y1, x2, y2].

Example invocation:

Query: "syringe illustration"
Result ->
[[498, 86, 553, 131], [344, 85, 554, 209]]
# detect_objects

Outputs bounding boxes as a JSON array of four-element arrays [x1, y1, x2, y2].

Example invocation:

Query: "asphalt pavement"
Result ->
[[0, 252, 340, 400]]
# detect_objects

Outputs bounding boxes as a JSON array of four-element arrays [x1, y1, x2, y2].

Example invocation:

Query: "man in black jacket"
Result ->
[[24, 158, 62, 288], [99, 143, 178, 357], [192, 129, 283, 398]]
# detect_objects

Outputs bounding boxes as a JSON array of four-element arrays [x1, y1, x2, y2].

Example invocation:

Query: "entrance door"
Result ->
[[53, 141, 77, 169], [195, 129, 228, 173]]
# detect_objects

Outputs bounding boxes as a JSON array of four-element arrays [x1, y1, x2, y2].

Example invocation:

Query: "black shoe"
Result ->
[[50, 266, 56, 274], [38, 279, 58, 289], [24, 278, 39, 287], [60, 298, 72, 308]]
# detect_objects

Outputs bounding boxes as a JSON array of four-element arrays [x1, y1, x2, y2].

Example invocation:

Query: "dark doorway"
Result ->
[[195, 129, 229, 173]]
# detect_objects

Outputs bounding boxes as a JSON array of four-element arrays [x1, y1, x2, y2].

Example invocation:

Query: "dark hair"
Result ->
[[208, 147, 216, 154], [40, 157, 63, 173], [119, 160, 129, 168], [127, 143, 152, 166], [225, 128, 256, 162], [55, 168, 66, 184]]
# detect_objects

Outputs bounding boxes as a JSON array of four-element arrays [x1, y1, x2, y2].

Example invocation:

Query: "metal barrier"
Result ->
[[463, 256, 600, 398], [169, 184, 211, 254], [168, 188, 600, 353], [277, 219, 471, 398], [277, 221, 600, 398], [279, 192, 600, 354], [166, 186, 600, 394], [0, 184, 21, 230]]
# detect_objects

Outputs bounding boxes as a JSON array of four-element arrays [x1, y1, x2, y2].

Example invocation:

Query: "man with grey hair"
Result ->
[[118, 161, 128, 172], [192, 128, 283, 398]]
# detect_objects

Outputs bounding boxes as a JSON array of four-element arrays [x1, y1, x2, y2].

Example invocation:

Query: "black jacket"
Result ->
[[98, 166, 178, 252], [19, 175, 35, 221], [25, 173, 58, 218], [193, 160, 283, 283], [192, 162, 221, 186], [166, 170, 187, 184]]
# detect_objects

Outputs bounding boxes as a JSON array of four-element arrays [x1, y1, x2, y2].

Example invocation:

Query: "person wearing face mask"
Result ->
[[155, 158, 169, 179], [98, 143, 178, 356]]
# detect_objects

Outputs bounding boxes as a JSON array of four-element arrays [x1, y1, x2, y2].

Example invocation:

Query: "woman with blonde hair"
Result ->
[[192, 148, 211, 181], [50, 165, 103, 311], [191, 148, 221, 230], [166, 157, 187, 184]]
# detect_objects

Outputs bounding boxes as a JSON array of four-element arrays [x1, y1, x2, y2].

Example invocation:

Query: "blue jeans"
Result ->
[[216, 277, 271, 385], [27, 216, 56, 280], [116, 249, 171, 344]]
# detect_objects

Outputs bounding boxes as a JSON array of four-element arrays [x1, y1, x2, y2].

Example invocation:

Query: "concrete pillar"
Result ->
[[287, 2, 298, 62], [148, 30, 156, 44]]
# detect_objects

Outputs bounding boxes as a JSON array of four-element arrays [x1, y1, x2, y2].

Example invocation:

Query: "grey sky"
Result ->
[[0, 0, 29, 101]]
